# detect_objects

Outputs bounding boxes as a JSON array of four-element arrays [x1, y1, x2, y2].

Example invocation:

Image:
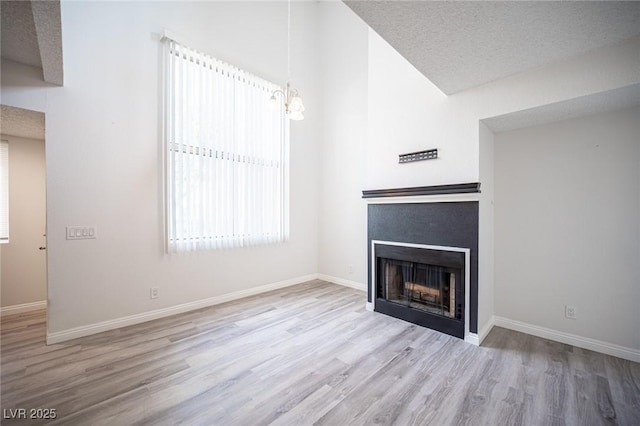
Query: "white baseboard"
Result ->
[[494, 316, 640, 363], [1, 300, 46, 317], [477, 315, 496, 345], [46, 274, 318, 345], [317, 274, 367, 292], [365, 302, 373, 311]]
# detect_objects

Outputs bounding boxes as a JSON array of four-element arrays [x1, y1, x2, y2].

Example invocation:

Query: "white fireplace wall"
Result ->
[[319, 8, 639, 346], [365, 33, 640, 191], [478, 122, 495, 340], [494, 107, 640, 351]]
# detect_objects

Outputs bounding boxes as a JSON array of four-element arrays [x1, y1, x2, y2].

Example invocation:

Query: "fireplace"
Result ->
[[364, 189, 479, 342], [374, 243, 466, 338]]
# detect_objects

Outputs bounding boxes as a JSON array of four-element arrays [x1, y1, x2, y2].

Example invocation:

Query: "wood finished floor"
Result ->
[[1, 280, 639, 425]]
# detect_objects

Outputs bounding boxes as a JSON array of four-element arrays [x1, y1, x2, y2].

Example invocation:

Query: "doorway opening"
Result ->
[[0, 104, 47, 340]]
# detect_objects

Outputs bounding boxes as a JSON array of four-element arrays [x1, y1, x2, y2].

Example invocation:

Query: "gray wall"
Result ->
[[494, 107, 640, 350]]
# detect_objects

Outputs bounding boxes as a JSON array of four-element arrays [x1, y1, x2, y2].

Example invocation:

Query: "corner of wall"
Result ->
[[477, 121, 495, 333]]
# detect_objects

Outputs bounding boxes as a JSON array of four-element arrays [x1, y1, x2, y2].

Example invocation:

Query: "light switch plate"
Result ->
[[66, 226, 97, 240]]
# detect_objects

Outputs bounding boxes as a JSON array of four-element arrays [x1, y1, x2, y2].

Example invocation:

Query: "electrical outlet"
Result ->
[[347, 264, 354, 274], [565, 305, 577, 320], [150, 287, 159, 299]]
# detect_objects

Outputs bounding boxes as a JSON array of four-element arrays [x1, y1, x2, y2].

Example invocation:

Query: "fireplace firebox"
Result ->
[[374, 244, 465, 338]]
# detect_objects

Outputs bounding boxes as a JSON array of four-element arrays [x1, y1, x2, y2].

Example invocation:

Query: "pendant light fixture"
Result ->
[[270, 0, 305, 120]]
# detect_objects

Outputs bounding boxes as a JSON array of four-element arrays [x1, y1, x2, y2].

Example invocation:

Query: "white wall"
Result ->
[[317, 2, 369, 287], [0, 135, 47, 307], [1, 1, 322, 334], [318, 26, 639, 331], [477, 122, 495, 339], [494, 107, 640, 350], [366, 33, 640, 190], [366, 31, 463, 189], [318, 15, 639, 352], [2, 0, 638, 346]]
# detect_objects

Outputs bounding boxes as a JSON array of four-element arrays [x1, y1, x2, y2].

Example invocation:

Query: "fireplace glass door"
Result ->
[[374, 244, 465, 338], [378, 259, 461, 320]]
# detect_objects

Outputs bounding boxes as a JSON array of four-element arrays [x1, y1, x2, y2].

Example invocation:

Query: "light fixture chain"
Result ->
[[287, 0, 291, 81], [270, 0, 304, 120]]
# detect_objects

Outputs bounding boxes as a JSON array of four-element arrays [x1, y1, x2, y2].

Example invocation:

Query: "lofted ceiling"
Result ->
[[344, 1, 640, 95], [482, 84, 640, 133], [0, 0, 63, 85], [0, 1, 637, 134], [1, 0, 41, 68], [0, 105, 45, 140]]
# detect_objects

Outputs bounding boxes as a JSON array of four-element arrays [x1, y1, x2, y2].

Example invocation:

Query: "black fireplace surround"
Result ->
[[365, 186, 479, 339]]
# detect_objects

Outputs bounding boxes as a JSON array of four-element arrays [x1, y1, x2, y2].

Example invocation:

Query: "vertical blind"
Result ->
[[0, 140, 8, 243], [164, 38, 290, 252]]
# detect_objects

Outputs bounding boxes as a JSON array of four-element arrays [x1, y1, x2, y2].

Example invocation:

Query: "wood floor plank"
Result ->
[[1, 280, 638, 425]]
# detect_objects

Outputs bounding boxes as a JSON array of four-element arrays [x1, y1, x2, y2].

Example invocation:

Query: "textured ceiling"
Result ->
[[345, 1, 640, 94], [31, 0, 64, 85], [1, 0, 42, 67], [0, 105, 45, 140], [0, 0, 63, 85], [482, 84, 640, 133]]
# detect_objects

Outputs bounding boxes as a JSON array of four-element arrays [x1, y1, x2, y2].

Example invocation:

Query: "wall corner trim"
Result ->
[[1, 300, 47, 317], [317, 274, 367, 292], [494, 316, 640, 363], [478, 315, 496, 345], [46, 274, 318, 345]]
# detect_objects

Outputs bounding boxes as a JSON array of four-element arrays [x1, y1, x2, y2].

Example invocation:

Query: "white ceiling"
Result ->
[[0, 0, 64, 85], [345, 1, 640, 95], [1, 1, 637, 134], [1, 0, 42, 68], [0, 105, 45, 140], [1, 2, 61, 140], [482, 84, 640, 133]]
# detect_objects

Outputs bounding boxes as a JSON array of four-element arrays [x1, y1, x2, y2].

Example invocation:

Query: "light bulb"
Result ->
[[288, 95, 305, 113], [289, 110, 304, 121], [269, 94, 278, 109]]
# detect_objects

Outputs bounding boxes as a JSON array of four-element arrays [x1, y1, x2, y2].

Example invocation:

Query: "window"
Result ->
[[163, 38, 289, 252], [0, 140, 8, 243]]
